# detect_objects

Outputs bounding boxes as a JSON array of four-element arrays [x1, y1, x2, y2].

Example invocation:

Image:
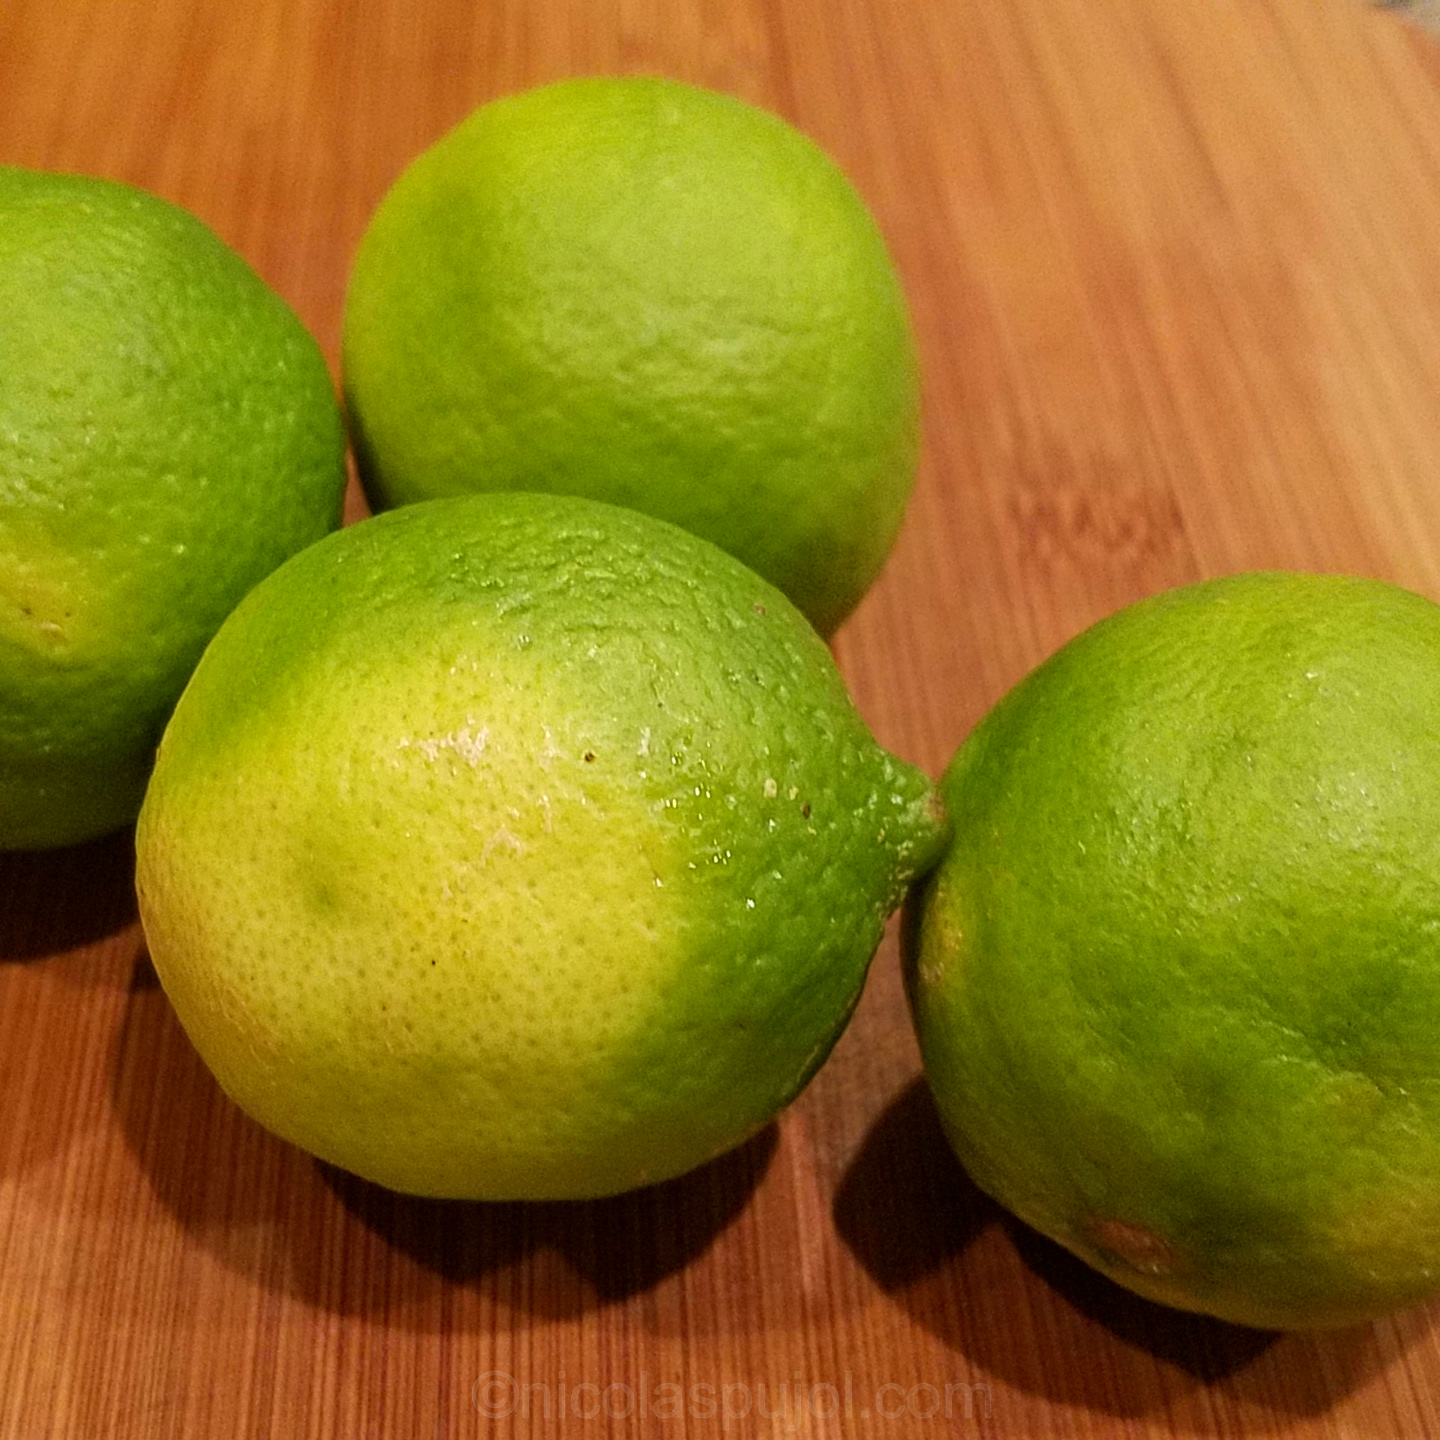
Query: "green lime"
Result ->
[[136, 493, 947, 1200], [0, 167, 347, 850], [907, 571, 1440, 1330], [341, 76, 919, 637]]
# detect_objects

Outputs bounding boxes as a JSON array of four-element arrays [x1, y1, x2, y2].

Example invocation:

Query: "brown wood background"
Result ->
[[5, 0, 1440, 1435]]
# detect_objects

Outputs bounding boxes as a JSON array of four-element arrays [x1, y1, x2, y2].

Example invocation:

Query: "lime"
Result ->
[[341, 76, 919, 637], [135, 493, 947, 1200], [0, 167, 347, 850], [906, 571, 1440, 1330]]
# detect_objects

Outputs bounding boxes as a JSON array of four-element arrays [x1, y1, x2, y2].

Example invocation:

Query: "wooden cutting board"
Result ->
[[5, 0, 1440, 1434]]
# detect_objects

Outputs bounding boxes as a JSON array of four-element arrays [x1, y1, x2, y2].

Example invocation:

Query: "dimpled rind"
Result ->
[[342, 76, 919, 637], [0, 167, 347, 848], [907, 571, 1440, 1330], [137, 493, 947, 1199]]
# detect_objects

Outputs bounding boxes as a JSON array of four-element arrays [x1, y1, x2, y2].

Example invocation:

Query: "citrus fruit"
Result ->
[[906, 571, 1440, 1330], [0, 167, 347, 850], [135, 492, 947, 1200], [341, 76, 919, 637]]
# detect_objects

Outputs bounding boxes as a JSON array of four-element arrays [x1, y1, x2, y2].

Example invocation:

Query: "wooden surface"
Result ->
[[5, 1, 1440, 1435]]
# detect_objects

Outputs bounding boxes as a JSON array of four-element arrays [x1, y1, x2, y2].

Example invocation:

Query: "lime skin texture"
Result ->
[[906, 571, 1440, 1330], [342, 76, 920, 638], [136, 493, 948, 1201], [0, 167, 347, 850]]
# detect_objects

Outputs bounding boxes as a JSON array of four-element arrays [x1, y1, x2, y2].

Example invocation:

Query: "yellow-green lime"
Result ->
[[342, 76, 920, 637], [907, 572, 1440, 1330], [0, 167, 347, 850], [136, 492, 947, 1200]]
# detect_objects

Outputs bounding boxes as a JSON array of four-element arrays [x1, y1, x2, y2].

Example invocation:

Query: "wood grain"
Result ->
[[4, 0, 1440, 1435]]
